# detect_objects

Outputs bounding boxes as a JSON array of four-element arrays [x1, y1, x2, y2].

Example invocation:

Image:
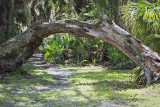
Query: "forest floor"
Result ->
[[0, 54, 160, 107]]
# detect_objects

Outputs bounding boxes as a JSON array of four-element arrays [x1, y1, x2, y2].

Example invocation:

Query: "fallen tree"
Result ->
[[0, 15, 160, 85]]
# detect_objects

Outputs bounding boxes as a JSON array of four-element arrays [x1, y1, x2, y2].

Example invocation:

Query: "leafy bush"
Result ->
[[40, 34, 136, 69], [107, 45, 136, 69], [40, 34, 110, 65], [40, 34, 71, 63]]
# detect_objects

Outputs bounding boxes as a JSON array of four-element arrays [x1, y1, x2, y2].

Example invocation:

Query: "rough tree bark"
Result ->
[[0, 15, 160, 85]]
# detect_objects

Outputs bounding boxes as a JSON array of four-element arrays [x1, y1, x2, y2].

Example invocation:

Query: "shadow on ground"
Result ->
[[0, 54, 145, 106]]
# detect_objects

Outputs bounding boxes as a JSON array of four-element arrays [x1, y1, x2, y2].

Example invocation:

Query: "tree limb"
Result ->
[[0, 16, 160, 84]]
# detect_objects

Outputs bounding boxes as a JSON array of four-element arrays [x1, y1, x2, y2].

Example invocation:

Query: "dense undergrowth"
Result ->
[[39, 34, 136, 70]]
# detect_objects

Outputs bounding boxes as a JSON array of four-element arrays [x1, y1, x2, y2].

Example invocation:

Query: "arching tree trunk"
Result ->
[[0, 16, 160, 85]]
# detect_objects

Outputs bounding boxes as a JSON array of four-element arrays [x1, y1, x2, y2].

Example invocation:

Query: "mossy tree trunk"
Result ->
[[0, 16, 160, 85]]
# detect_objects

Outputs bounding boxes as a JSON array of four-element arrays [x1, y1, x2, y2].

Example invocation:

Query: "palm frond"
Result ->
[[129, 67, 146, 85]]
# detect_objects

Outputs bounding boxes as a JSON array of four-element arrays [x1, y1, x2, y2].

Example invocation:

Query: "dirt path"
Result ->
[[26, 53, 120, 107], [27, 53, 73, 90]]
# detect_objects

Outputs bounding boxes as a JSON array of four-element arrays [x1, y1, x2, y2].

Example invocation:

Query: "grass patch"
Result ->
[[0, 65, 160, 106], [62, 66, 160, 106]]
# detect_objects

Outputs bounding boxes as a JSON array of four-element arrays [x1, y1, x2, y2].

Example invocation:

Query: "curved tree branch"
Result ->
[[0, 16, 160, 84]]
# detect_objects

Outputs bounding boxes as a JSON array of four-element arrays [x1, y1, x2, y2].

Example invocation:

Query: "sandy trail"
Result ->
[[26, 53, 119, 107]]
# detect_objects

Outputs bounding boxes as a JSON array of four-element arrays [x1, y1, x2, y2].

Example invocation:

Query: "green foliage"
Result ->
[[40, 34, 86, 63], [122, 0, 160, 52], [40, 34, 110, 65], [80, 60, 88, 66], [107, 45, 135, 69], [108, 46, 125, 64], [41, 34, 70, 63], [11, 67, 24, 75], [41, 33, 135, 69], [129, 67, 146, 85], [93, 59, 97, 66], [51, 0, 59, 4]]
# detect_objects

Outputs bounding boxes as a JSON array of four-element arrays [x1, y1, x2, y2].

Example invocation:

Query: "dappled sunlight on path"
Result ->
[[26, 53, 122, 106], [0, 53, 137, 106]]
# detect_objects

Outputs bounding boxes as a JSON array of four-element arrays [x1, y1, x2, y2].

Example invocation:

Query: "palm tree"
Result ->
[[122, 0, 160, 84], [122, 0, 160, 52]]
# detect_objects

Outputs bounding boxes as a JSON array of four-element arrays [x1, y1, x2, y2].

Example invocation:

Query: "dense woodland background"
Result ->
[[0, 0, 160, 84], [1, 0, 160, 106]]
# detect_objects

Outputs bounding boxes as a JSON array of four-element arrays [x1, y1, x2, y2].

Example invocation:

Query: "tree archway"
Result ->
[[0, 15, 160, 85]]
